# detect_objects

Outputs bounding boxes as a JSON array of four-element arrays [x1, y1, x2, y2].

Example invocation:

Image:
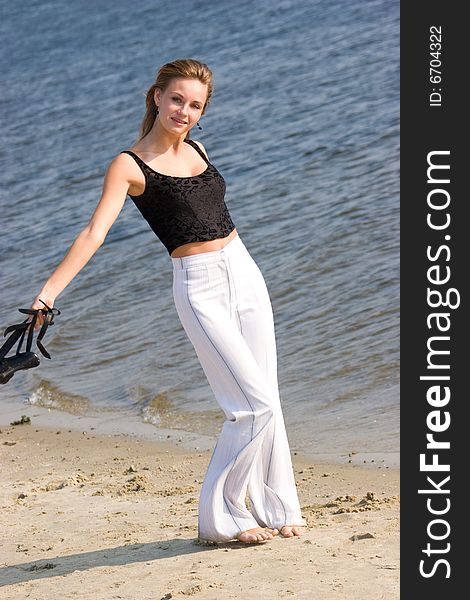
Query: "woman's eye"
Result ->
[[171, 96, 201, 110]]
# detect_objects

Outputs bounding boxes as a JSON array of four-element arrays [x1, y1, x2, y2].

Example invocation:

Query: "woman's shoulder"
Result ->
[[108, 150, 138, 169], [186, 138, 209, 160], [104, 151, 144, 184]]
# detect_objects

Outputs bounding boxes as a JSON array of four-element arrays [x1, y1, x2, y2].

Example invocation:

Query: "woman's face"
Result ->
[[154, 77, 208, 136]]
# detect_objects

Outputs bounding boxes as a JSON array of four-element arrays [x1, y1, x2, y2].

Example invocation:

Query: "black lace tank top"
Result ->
[[121, 139, 236, 255]]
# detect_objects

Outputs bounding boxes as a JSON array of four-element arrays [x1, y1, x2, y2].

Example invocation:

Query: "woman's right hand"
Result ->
[[29, 293, 56, 330]]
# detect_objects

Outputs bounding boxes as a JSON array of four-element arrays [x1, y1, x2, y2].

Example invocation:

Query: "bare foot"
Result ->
[[236, 527, 279, 543], [280, 525, 308, 538]]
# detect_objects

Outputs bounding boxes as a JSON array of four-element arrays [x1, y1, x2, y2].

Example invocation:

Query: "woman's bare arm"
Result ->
[[30, 154, 134, 326]]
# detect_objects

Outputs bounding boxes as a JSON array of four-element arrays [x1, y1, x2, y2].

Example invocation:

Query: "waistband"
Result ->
[[171, 234, 244, 270]]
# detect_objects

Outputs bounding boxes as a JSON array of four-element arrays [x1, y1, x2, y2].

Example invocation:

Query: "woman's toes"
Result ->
[[236, 527, 276, 543], [282, 527, 294, 537], [280, 525, 307, 537], [292, 526, 305, 536]]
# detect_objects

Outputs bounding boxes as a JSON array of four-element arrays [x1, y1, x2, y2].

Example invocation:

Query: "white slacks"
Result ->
[[172, 233, 306, 542]]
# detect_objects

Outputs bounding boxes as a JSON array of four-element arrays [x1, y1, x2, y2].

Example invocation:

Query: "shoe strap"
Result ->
[[0, 322, 28, 359], [1, 300, 60, 359]]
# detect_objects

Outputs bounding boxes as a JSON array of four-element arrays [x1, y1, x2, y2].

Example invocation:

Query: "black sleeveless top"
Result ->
[[121, 139, 236, 255]]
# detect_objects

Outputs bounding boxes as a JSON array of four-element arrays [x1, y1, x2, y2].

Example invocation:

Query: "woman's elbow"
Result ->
[[81, 226, 107, 248]]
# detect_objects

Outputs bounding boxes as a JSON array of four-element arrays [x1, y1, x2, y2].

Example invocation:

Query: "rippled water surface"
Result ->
[[1, 0, 399, 462]]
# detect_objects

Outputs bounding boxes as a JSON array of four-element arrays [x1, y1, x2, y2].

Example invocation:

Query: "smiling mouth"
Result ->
[[172, 117, 187, 125]]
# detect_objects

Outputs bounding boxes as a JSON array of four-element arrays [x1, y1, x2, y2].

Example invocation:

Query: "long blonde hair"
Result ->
[[137, 58, 213, 142]]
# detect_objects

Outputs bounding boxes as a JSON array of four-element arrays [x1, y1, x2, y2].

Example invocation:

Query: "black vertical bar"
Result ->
[[401, 2, 465, 595]]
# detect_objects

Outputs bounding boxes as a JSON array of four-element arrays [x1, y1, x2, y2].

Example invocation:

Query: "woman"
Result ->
[[29, 58, 307, 545]]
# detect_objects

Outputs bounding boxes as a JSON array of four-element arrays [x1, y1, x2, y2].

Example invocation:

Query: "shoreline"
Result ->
[[0, 396, 400, 470], [1, 413, 399, 598]]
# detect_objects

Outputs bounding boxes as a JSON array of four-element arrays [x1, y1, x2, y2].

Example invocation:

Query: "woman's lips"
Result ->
[[172, 117, 187, 125]]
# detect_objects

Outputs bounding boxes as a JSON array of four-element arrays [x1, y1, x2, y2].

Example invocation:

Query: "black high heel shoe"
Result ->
[[0, 299, 60, 385]]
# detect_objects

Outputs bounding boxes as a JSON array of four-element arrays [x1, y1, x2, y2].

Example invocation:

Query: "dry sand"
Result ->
[[0, 421, 399, 599]]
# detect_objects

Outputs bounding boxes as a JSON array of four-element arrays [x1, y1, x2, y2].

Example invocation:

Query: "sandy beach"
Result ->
[[0, 414, 399, 600]]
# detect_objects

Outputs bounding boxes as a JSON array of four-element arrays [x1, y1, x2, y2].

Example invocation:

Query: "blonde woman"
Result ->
[[30, 58, 307, 545]]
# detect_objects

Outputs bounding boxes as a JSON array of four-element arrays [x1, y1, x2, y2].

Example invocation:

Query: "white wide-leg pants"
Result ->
[[172, 234, 306, 542]]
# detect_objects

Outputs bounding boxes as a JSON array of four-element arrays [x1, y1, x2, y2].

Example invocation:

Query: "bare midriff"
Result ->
[[170, 228, 238, 258]]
